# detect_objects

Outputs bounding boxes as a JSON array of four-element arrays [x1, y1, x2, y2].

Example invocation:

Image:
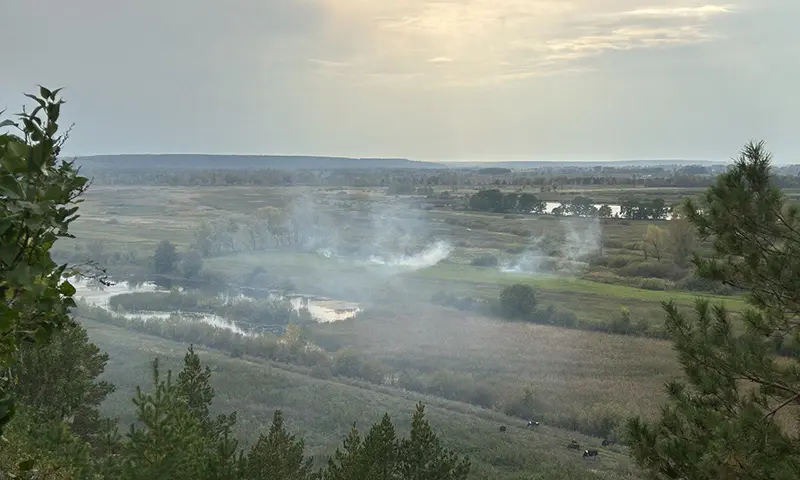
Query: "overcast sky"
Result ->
[[2, 1, 798, 162]]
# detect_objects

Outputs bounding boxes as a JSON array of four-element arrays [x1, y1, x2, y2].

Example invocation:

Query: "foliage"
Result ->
[[566, 196, 598, 217], [627, 141, 800, 479], [152, 240, 179, 274], [642, 225, 667, 261], [324, 404, 469, 480], [469, 190, 545, 214], [112, 347, 469, 480], [499, 284, 537, 319], [0, 87, 95, 433], [667, 217, 698, 266], [620, 198, 670, 220], [11, 321, 115, 449], [470, 254, 499, 267], [180, 250, 204, 278], [244, 410, 314, 480]]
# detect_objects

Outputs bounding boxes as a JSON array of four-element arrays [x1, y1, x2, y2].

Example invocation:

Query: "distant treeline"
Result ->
[[467, 189, 671, 219], [77, 162, 800, 192]]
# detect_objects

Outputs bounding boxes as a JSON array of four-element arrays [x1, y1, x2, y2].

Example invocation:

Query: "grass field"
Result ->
[[83, 318, 644, 480]]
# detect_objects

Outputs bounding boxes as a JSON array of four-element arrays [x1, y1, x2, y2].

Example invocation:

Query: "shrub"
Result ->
[[470, 255, 499, 267], [618, 261, 689, 281], [499, 284, 537, 319], [637, 277, 672, 291], [676, 274, 735, 295]]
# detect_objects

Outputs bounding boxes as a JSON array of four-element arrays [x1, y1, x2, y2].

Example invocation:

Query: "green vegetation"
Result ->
[[7, 87, 800, 479], [628, 142, 800, 479], [0, 87, 94, 434]]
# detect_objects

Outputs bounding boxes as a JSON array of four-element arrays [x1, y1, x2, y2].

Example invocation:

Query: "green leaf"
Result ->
[[0, 175, 23, 199], [39, 85, 53, 99], [59, 280, 76, 296], [17, 459, 34, 472], [23, 93, 46, 108], [0, 119, 16, 128]]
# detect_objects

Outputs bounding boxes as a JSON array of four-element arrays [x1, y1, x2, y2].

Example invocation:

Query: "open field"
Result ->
[[66, 185, 747, 330], [83, 318, 643, 480], [57, 182, 752, 477]]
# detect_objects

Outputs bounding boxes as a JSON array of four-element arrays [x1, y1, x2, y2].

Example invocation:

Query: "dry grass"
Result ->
[[317, 301, 681, 429]]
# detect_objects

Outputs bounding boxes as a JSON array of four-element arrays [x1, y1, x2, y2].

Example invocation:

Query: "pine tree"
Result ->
[[244, 410, 314, 480], [627, 141, 800, 479], [361, 413, 400, 480], [176, 344, 214, 427], [323, 424, 365, 480], [398, 403, 470, 480], [12, 321, 115, 450], [117, 359, 207, 480]]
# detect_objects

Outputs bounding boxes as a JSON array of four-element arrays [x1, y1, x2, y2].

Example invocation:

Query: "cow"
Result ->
[[601, 439, 616, 447], [499, 425, 507, 432], [527, 420, 540, 427], [583, 449, 598, 458]]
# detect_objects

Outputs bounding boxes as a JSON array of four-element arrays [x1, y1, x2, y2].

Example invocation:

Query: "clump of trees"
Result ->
[[627, 141, 800, 479], [619, 198, 670, 220], [469, 189, 546, 214]]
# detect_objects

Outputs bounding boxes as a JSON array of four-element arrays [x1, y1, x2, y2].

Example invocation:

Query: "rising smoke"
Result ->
[[502, 216, 602, 275]]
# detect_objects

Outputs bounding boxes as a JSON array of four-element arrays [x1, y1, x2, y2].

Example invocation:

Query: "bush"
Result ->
[[470, 255, 499, 267], [589, 255, 631, 269], [676, 274, 735, 295], [618, 261, 689, 281], [637, 277, 672, 291], [499, 284, 537, 319]]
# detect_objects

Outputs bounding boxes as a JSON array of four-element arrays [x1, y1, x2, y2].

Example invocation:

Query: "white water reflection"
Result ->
[[71, 277, 362, 331], [71, 277, 252, 336]]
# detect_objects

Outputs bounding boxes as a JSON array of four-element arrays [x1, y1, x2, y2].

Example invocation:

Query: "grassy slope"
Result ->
[[83, 319, 642, 480]]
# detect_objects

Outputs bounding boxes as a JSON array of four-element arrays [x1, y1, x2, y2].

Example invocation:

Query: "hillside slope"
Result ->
[[83, 319, 641, 480]]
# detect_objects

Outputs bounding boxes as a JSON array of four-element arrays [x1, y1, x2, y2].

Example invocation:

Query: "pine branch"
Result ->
[[763, 392, 800, 421]]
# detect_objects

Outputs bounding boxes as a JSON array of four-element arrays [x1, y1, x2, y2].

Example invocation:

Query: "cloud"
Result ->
[[313, 0, 737, 87]]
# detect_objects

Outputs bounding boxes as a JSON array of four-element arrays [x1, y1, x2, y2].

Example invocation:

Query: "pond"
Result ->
[[71, 277, 363, 337]]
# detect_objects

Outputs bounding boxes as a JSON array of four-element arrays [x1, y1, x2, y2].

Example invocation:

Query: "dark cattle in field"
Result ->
[[583, 449, 598, 458], [601, 439, 615, 447], [527, 420, 539, 427], [499, 425, 507, 432]]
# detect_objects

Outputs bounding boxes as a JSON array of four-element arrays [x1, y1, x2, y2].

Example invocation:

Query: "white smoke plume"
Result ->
[[502, 217, 601, 275]]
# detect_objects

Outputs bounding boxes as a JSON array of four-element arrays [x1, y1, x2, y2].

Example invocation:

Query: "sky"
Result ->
[[1, 0, 798, 162]]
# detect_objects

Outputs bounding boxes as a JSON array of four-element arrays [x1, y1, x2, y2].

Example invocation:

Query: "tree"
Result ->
[[245, 410, 314, 480], [192, 220, 215, 257], [498, 284, 537, 319], [1, 87, 94, 433], [12, 322, 115, 448], [398, 403, 470, 480], [598, 204, 613, 218], [627, 141, 800, 479], [667, 216, 697, 266], [642, 225, 667, 261], [180, 250, 204, 278], [117, 359, 209, 480], [152, 240, 179, 274], [361, 414, 400, 479], [323, 424, 365, 480]]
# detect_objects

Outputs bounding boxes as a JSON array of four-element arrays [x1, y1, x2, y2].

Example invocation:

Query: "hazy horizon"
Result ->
[[3, 0, 799, 162]]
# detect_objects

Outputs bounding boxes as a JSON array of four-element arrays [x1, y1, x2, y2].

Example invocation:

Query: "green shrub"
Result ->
[[470, 255, 499, 267]]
